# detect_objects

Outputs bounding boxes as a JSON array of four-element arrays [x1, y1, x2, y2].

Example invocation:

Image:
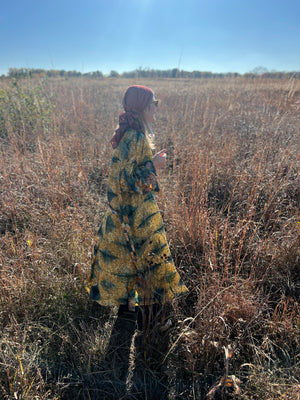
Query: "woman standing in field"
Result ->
[[87, 85, 188, 388]]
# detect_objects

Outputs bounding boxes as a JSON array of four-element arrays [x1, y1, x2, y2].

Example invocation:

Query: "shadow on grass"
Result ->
[[57, 304, 173, 400]]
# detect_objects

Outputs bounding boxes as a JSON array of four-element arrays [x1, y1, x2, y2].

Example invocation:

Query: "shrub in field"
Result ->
[[0, 80, 55, 152]]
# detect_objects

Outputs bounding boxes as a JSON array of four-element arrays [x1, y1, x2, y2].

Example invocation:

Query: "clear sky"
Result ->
[[1, 0, 300, 76]]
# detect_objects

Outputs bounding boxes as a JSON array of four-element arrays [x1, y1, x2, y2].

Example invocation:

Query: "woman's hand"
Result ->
[[152, 149, 167, 169]]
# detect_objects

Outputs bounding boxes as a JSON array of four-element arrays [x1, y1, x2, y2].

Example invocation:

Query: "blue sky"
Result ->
[[1, 0, 300, 75]]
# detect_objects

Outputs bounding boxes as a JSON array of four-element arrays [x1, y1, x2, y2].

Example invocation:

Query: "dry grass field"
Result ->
[[0, 76, 299, 399]]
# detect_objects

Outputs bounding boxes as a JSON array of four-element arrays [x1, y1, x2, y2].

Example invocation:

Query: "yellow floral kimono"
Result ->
[[87, 129, 188, 308]]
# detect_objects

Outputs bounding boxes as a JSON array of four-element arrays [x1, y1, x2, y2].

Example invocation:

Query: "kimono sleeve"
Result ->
[[119, 131, 159, 194]]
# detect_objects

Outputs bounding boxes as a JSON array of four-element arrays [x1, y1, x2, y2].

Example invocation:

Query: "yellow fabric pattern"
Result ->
[[87, 129, 188, 307]]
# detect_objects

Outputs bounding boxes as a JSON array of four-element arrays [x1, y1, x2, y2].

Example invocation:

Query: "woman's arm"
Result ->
[[118, 130, 160, 194]]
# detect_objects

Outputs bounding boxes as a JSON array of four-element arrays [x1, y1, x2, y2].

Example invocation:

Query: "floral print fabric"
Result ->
[[87, 129, 188, 307]]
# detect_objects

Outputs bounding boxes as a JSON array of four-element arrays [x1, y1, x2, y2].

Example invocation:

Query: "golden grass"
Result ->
[[0, 76, 299, 399]]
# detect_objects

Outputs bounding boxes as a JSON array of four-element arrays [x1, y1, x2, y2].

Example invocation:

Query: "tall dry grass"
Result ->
[[0, 76, 299, 399]]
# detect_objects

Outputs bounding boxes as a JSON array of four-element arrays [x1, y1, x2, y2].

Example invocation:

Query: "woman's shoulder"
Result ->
[[125, 128, 145, 139], [115, 129, 147, 159], [123, 129, 146, 145]]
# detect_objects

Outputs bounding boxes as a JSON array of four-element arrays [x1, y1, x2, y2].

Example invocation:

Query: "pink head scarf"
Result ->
[[110, 85, 154, 149]]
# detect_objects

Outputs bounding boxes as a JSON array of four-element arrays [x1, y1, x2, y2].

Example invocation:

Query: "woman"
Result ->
[[87, 85, 187, 312], [87, 85, 187, 385]]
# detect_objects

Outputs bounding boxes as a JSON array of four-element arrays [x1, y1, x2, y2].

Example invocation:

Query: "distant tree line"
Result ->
[[2, 67, 300, 80]]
